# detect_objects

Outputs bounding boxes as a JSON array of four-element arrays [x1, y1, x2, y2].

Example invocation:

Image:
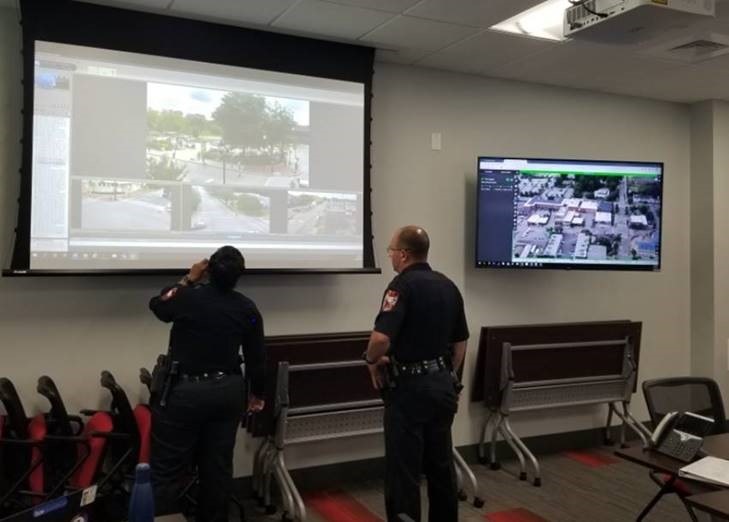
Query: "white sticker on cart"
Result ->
[[80, 485, 97, 507]]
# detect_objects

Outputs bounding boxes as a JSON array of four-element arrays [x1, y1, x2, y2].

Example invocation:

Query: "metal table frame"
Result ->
[[252, 359, 484, 521], [478, 338, 651, 486]]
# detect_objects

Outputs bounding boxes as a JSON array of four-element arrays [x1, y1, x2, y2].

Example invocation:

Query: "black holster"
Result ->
[[382, 357, 400, 390], [150, 353, 179, 408], [451, 370, 464, 394]]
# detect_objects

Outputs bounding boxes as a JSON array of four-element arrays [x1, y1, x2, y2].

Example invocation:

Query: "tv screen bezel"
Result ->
[[475, 156, 665, 272]]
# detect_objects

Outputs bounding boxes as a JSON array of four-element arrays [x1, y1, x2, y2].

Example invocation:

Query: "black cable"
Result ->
[[569, 0, 609, 19]]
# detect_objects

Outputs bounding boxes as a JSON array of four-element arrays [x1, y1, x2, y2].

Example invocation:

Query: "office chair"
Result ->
[[639, 377, 727, 522], [37, 376, 85, 492], [0, 378, 47, 513], [91, 371, 141, 491]]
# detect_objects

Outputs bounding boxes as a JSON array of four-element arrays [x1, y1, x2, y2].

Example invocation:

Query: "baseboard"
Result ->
[[234, 422, 648, 494]]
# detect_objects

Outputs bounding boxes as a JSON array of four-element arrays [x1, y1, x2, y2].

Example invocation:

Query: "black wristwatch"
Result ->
[[361, 351, 376, 365]]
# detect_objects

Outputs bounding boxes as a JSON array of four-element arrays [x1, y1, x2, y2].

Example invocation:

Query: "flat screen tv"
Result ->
[[476, 157, 663, 271]]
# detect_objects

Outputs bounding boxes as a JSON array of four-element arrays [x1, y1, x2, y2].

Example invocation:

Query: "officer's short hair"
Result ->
[[209, 245, 245, 290], [397, 226, 429, 260]]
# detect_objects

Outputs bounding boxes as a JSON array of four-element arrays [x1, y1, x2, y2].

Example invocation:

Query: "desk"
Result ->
[[616, 434, 729, 520], [685, 490, 729, 520], [616, 434, 729, 478]]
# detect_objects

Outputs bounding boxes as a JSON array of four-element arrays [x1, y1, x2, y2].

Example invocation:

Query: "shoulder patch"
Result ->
[[381, 289, 399, 312]]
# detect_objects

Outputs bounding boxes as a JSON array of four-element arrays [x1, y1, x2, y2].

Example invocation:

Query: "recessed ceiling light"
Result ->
[[491, 0, 572, 42]]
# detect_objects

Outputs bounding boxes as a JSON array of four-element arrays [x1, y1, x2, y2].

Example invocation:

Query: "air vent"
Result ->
[[670, 39, 729, 53], [642, 33, 729, 63]]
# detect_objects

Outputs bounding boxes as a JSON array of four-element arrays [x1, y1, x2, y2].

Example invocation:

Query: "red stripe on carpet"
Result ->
[[485, 507, 550, 522], [563, 450, 620, 468], [305, 490, 383, 522]]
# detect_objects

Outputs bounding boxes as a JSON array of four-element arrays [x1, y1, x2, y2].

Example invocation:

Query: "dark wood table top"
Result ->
[[616, 433, 729, 518], [685, 490, 729, 520], [615, 433, 729, 476]]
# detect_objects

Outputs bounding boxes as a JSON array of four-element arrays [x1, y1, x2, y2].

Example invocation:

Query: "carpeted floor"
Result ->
[[240, 447, 689, 521]]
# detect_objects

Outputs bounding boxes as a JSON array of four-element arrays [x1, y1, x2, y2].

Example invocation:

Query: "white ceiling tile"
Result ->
[[361, 15, 479, 52], [272, 0, 393, 39], [599, 65, 725, 103], [170, 0, 297, 26], [324, 0, 422, 14], [375, 47, 431, 65], [48, 0, 729, 104], [495, 41, 679, 89], [80, 0, 171, 9], [406, 0, 543, 28], [418, 29, 555, 74]]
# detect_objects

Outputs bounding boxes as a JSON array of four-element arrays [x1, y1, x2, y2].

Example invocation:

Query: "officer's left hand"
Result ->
[[247, 395, 265, 412], [187, 259, 209, 283], [367, 355, 390, 389]]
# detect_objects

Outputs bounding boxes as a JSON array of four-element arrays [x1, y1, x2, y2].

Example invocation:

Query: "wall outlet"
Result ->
[[431, 132, 442, 151]]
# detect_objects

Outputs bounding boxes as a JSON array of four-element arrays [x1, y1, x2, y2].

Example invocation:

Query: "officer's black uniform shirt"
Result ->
[[374, 262, 469, 363], [149, 282, 265, 395]]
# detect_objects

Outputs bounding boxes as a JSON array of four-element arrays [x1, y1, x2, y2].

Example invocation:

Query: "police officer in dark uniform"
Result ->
[[365, 226, 468, 522], [149, 245, 265, 522]]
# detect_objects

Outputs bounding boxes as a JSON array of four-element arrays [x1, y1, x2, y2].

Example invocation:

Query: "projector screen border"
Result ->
[[10, 0, 376, 273], [1, 267, 382, 277]]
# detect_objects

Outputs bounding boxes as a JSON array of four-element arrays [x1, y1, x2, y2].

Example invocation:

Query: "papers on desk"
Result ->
[[679, 456, 729, 487]]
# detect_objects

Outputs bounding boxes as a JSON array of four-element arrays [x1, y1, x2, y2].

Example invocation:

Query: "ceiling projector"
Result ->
[[564, 0, 716, 43]]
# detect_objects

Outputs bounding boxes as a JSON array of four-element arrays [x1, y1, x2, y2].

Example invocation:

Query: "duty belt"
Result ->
[[180, 370, 232, 382], [394, 355, 449, 377]]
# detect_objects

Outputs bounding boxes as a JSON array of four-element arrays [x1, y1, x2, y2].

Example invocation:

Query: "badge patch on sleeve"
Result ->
[[382, 290, 399, 312]]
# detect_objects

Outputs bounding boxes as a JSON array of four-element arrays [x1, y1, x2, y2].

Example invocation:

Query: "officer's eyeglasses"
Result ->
[[386, 246, 410, 254]]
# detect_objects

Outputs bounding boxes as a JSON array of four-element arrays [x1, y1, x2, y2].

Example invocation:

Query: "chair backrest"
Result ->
[[100, 371, 140, 475], [69, 412, 113, 489], [133, 405, 151, 464], [100, 371, 138, 438], [37, 376, 74, 437], [139, 368, 152, 394], [0, 378, 29, 439], [643, 377, 727, 435], [0, 378, 33, 491]]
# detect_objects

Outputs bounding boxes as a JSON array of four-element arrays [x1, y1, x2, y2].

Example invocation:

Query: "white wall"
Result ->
[[689, 100, 729, 395], [713, 101, 729, 394], [0, 7, 693, 473], [690, 102, 715, 380], [372, 64, 691, 446]]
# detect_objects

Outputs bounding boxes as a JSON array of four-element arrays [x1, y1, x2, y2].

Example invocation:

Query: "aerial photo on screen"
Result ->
[[512, 171, 661, 264]]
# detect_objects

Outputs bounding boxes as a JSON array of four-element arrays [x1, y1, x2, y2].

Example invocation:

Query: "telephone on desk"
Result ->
[[650, 411, 715, 462]]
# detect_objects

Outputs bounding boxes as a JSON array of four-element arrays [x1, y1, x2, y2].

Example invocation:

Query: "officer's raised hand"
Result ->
[[187, 258, 209, 283]]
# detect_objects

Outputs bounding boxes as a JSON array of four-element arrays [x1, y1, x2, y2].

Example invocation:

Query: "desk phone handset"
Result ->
[[650, 411, 715, 462]]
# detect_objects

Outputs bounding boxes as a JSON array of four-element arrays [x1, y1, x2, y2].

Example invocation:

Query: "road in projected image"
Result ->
[[79, 181, 356, 238]]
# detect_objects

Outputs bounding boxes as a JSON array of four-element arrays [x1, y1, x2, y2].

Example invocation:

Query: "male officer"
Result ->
[[365, 225, 468, 522], [149, 246, 265, 522]]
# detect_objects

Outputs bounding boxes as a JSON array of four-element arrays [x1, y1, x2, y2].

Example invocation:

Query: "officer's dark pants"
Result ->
[[383, 371, 458, 522], [151, 374, 245, 522]]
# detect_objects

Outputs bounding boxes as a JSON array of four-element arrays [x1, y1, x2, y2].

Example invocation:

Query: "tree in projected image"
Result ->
[[263, 101, 297, 164], [147, 156, 187, 182], [212, 93, 298, 177]]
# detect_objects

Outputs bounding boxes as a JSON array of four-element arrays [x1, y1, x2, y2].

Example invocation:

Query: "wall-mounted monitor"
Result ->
[[476, 157, 663, 271]]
